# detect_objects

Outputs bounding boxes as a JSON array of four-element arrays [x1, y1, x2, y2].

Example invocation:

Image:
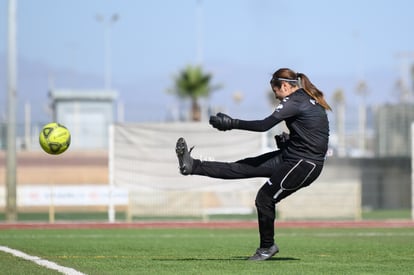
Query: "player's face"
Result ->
[[272, 82, 293, 100], [272, 84, 286, 100]]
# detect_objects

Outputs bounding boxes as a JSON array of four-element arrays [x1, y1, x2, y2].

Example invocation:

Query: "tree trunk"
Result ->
[[191, 98, 201, 121]]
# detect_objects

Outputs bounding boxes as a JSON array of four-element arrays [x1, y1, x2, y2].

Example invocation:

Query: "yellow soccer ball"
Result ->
[[39, 122, 71, 155]]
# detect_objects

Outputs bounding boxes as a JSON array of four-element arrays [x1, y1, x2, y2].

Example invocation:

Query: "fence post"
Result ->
[[49, 182, 55, 224], [411, 123, 414, 220], [108, 124, 115, 223]]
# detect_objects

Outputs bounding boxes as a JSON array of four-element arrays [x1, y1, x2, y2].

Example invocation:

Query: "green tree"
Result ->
[[168, 65, 220, 121]]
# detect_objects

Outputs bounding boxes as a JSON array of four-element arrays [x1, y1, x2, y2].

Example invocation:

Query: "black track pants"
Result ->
[[191, 150, 324, 248], [192, 150, 283, 179], [255, 159, 323, 247]]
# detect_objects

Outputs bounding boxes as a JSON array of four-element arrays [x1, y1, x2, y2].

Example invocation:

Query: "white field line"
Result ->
[[0, 246, 86, 275]]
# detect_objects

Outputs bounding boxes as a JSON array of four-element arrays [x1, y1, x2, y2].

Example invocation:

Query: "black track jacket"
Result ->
[[237, 88, 329, 165]]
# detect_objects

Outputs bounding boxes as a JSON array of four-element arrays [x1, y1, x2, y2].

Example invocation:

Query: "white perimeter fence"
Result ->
[[110, 122, 362, 221]]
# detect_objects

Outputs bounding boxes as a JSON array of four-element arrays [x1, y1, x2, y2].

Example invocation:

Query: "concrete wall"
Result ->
[[321, 157, 411, 209]]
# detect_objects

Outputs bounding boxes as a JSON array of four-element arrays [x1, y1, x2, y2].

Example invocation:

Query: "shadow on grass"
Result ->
[[153, 256, 300, 261], [266, 257, 300, 261]]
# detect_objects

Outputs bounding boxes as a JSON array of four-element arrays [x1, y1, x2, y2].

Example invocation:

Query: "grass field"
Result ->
[[1, 226, 414, 274], [0, 208, 411, 222]]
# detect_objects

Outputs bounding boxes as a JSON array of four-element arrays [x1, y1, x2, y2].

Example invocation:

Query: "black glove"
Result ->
[[275, 132, 290, 149], [209, 112, 239, 131]]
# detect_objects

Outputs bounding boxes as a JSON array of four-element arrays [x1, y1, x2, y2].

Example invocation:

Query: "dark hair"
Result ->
[[270, 68, 332, 111]]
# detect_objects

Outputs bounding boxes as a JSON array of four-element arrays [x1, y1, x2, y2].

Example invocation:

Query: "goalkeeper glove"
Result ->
[[275, 132, 290, 149], [209, 112, 239, 131]]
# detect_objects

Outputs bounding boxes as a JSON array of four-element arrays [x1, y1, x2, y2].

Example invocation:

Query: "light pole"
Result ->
[[96, 14, 119, 90], [195, 0, 203, 65], [96, 14, 118, 223], [6, 0, 17, 222]]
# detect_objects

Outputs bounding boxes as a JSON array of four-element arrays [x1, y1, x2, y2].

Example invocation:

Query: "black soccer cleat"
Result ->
[[175, 137, 194, 175], [247, 244, 279, 261]]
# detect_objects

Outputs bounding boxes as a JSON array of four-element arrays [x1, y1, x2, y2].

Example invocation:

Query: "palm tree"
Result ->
[[168, 65, 220, 121], [332, 88, 346, 157], [355, 80, 368, 154]]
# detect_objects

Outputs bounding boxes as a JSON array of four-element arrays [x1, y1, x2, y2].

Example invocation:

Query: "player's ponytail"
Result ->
[[297, 72, 332, 111]]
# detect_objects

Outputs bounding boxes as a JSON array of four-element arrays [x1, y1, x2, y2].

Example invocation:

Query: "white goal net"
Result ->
[[109, 122, 365, 221], [109, 122, 266, 219]]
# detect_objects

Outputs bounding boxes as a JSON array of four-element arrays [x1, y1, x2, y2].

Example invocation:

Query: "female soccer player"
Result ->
[[175, 68, 331, 261]]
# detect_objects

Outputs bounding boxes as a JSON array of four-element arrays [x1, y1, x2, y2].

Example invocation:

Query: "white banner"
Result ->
[[0, 185, 128, 207]]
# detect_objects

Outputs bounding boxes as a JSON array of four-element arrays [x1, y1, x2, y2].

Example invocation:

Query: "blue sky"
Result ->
[[1, 0, 414, 124]]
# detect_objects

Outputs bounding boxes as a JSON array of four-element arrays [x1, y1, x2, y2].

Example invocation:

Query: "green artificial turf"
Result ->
[[1, 227, 413, 274]]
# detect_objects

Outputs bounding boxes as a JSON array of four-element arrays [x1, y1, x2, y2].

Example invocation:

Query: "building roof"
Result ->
[[49, 89, 118, 101]]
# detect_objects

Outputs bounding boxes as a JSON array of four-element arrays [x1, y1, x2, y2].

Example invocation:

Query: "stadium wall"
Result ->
[[323, 157, 411, 210]]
